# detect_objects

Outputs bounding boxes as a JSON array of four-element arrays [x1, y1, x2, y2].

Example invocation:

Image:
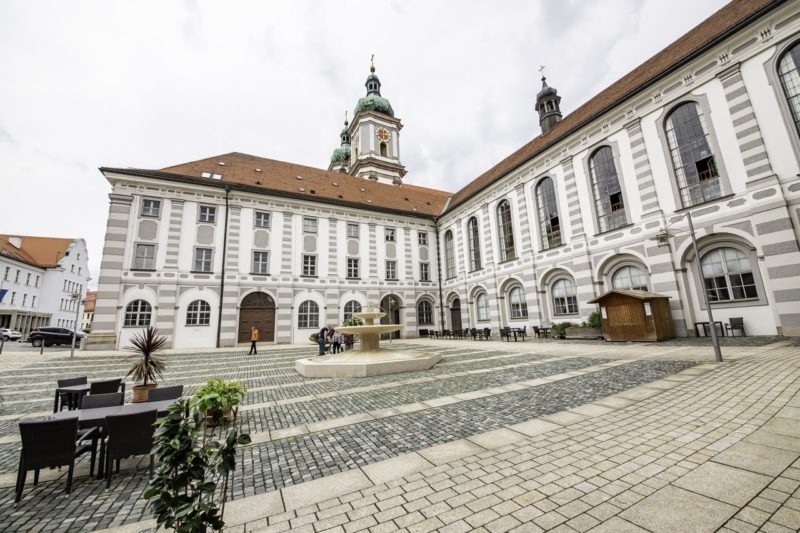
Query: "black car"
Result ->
[[28, 327, 87, 347]]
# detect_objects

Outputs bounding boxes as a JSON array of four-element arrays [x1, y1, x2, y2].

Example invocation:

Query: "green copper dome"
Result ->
[[330, 143, 351, 163], [354, 94, 394, 117]]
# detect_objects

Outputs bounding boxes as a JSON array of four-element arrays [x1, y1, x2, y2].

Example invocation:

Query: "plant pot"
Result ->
[[132, 384, 157, 403], [204, 408, 235, 427]]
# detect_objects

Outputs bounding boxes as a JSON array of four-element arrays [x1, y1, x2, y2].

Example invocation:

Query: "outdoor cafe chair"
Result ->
[[483, 327, 492, 340], [16, 418, 98, 502], [89, 378, 123, 396], [81, 392, 124, 410], [104, 409, 157, 489], [147, 385, 184, 402], [56, 376, 87, 411]]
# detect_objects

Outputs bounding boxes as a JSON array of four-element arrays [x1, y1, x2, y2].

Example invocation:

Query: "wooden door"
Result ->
[[450, 298, 462, 331], [238, 292, 276, 343]]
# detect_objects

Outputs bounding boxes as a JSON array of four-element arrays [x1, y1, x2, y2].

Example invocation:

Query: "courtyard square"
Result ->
[[0, 337, 798, 531]]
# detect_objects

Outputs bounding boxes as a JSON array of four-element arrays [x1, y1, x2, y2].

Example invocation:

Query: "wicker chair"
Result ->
[[16, 418, 98, 502], [81, 392, 124, 410], [104, 410, 157, 488], [147, 385, 183, 402], [56, 376, 87, 411], [89, 379, 122, 395]]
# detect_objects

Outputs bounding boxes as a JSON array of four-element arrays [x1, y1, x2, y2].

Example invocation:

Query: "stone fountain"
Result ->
[[295, 307, 441, 378]]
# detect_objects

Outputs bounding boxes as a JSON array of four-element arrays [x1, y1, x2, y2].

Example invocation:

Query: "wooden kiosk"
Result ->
[[587, 289, 675, 342]]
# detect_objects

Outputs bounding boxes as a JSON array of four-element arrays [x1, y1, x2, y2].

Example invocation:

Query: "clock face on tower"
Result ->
[[376, 128, 390, 142]]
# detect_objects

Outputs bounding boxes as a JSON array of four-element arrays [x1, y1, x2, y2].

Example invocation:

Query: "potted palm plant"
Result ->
[[192, 379, 247, 427], [126, 326, 168, 403]]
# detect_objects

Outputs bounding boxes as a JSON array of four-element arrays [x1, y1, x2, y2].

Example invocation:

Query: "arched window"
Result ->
[[418, 300, 433, 325], [497, 200, 516, 261], [552, 279, 578, 315], [298, 300, 319, 328], [186, 299, 211, 326], [611, 266, 649, 291], [476, 292, 489, 322], [508, 287, 528, 319], [343, 300, 362, 321], [536, 177, 562, 249], [444, 230, 455, 278], [467, 217, 481, 271], [380, 142, 388, 157], [665, 102, 721, 207], [778, 42, 800, 137], [124, 300, 152, 327], [589, 146, 627, 232], [701, 247, 758, 302]]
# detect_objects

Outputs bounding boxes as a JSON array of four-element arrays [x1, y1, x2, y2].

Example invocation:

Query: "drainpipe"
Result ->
[[216, 185, 231, 348], [434, 217, 445, 329]]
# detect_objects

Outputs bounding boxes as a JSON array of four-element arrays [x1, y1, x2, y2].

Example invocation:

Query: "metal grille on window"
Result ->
[[253, 251, 269, 274], [134, 244, 155, 270], [467, 217, 482, 271], [779, 43, 800, 138], [589, 146, 627, 232], [701, 247, 758, 302], [344, 300, 362, 321], [508, 287, 528, 319], [444, 231, 455, 278], [552, 279, 579, 315], [298, 301, 319, 328], [497, 200, 516, 261], [477, 293, 489, 321], [536, 177, 562, 248], [418, 301, 433, 324], [665, 102, 722, 207], [194, 248, 212, 272], [611, 266, 649, 291], [124, 300, 152, 327], [186, 300, 211, 326]]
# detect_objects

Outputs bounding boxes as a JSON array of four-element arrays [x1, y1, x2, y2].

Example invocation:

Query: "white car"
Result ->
[[1, 329, 22, 341]]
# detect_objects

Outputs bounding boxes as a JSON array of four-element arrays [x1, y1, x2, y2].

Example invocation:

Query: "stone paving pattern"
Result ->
[[0, 337, 796, 531]]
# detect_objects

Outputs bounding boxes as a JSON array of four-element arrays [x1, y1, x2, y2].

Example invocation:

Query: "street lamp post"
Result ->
[[70, 292, 83, 359], [655, 211, 722, 362]]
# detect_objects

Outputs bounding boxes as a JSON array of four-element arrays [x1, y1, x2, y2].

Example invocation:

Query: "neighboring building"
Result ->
[[82, 290, 96, 331], [0, 235, 90, 335], [91, 0, 800, 349]]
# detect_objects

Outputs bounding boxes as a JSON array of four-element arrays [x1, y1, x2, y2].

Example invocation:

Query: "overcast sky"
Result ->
[[0, 0, 729, 288]]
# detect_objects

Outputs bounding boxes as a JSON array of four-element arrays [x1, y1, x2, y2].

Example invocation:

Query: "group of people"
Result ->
[[317, 326, 354, 356]]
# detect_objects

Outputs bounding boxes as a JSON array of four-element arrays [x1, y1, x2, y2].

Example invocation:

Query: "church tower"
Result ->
[[348, 58, 406, 185], [535, 73, 562, 135], [328, 113, 351, 173]]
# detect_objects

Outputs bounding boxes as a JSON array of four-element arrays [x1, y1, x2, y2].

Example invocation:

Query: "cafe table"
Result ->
[[53, 384, 91, 413]]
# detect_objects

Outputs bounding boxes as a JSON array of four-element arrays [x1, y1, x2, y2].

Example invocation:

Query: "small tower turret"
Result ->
[[328, 112, 352, 173], [535, 68, 562, 135]]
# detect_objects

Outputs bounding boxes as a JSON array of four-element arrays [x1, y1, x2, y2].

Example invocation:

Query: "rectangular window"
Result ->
[[347, 223, 360, 239], [254, 211, 271, 228], [420, 262, 430, 282], [193, 248, 213, 272], [31, 296, 36, 307], [347, 258, 360, 279], [22, 294, 27, 307], [418, 232, 428, 246], [26, 273, 31, 286], [133, 244, 156, 270], [3, 267, 8, 281], [35, 275, 39, 287], [15, 270, 20, 283], [386, 260, 397, 280], [141, 199, 161, 217], [303, 217, 318, 234], [302, 255, 317, 276], [385, 228, 396, 242], [198, 205, 217, 224], [78, 267, 81, 275], [252, 251, 269, 274], [10, 292, 15, 305]]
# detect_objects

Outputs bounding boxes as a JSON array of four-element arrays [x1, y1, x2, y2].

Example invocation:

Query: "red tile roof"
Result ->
[[0, 235, 75, 269]]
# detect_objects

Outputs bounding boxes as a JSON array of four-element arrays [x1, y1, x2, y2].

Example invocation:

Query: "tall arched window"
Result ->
[[665, 102, 721, 207], [611, 266, 649, 291], [552, 279, 578, 315], [508, 287, 527, 319], [124, 300, 152, 327], [497, 200, 516, 261], [380, 142, 388, 157], [701, 247, 758, 302], [444, 230, 455, 278], [536, 177, 561, 248], [418, 300, 433, 325], [343, 300, 362, 321], [298, 301, 319, 328], [467, 217, 482, 271], [476, 292, 489, 321], [589, 146, 627, 232], [186, 299, 211, 326], [778, 42, 800, 137]]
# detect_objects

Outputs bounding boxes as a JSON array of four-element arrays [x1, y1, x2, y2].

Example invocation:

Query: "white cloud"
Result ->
[[0, 0, 728, 287]]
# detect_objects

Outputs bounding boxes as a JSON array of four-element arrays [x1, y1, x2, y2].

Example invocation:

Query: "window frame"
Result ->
[[347, 257, 360, 279], [298, 300, 319, 329], [140, 198, 162, 218], [610, 264, 650, 292], [467, 217, 482, 271], [497, 199, 516, 262], [133, 243, 157, 271], [252, 250, 270, 275], [476, 292, 489, 322], [193, 247, 214, 273], [385, 227, 396, 242], [535, 176, 563, 249], [385, 260, 397, 280], [419, 262, 430, 282], [417, 300, 434, 325], [551, 277, 579, 316], [186, 299, 211, 326], [254, 211, 271, 229], [302, 254, 318, 277], [691, 243, 768, 309], [347, 223, 360, 239], [766, 37, 800, 164], [198, 205, 217, 224], [124, 299, 152, 327], [508, 286, 528, 319], [444, 230, 455, 279], [587, 144, 629, 233], [418, 232, 428, 246], [303, 217, 318, 234], [343, 300, 362, 322]]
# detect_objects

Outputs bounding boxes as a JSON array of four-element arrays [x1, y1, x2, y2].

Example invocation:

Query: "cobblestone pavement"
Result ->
[[0, 338, 796, 531]]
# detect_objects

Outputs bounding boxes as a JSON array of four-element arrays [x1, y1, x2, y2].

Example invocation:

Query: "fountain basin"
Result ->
[[295, 348, 440, 378]]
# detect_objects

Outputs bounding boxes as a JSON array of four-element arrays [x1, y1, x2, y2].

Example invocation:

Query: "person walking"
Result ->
[[249, 326, 259, 355], [332, 329, 341, 354], [318, 325, 329, 356]]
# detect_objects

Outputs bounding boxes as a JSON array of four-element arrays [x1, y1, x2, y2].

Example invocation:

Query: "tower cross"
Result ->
[[539, 65, 546, 78]]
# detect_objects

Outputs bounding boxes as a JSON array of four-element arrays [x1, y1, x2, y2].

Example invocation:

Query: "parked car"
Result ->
[[27, 327, 87, 347], [1, 329, 22, 341]]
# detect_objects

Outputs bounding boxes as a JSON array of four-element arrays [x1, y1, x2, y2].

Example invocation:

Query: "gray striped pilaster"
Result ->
[[368, 224, 378, 278], [454, 219, 465, 276], [560, 157, 585, 239], [625, 119, 662, 217], [226, 206, 241, 272], [514, 184, 533, 254], [328, 218, 338, 278], [275, 287, 293, 343], [280, 212, 293, 274], [480, 204, 495, 266], [163, 199, 184, 270], [403, 227, 413, 281]]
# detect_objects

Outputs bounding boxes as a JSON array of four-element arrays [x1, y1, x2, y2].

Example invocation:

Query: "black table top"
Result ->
[[46, 400, 175, 427], [56, 384, 91, 393]]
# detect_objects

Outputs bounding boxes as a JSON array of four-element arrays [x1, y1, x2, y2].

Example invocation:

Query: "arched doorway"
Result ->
[[238, 292, 276, 343], [450, 298, 462, 331], [380, 294, 401, 339]]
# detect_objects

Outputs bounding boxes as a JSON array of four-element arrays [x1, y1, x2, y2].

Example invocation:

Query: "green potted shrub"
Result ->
[[192, 379, 247, 426], [551, 321, 572, 339], [126, 326, 168, 402]]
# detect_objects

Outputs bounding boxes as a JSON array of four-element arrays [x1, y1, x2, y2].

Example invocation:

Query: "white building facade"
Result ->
[[90, 0, 800, 349]]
